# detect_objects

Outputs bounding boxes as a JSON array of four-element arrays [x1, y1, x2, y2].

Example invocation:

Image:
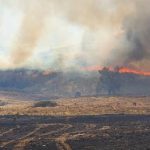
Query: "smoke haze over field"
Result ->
[[0, 0, 149, 71]]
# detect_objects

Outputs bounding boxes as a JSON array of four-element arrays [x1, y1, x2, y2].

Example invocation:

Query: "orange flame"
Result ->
[[82, 66, 150, 76], [118, 67, 150, 76]]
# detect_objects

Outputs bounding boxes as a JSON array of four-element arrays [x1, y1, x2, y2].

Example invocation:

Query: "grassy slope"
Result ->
[[0, 96, 150, 116]]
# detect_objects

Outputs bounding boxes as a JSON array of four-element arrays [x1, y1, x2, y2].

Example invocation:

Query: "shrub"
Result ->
[[75, 92, 81, 98], [33, 101, 57, 108], [0, 100, 7, 106]]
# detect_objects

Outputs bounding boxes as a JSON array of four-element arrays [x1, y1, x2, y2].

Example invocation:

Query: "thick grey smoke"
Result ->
[[122, 0, 150, 71], [0, 0, 149, 71]]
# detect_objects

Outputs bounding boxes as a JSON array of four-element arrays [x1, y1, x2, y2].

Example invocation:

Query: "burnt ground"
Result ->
[[0, 115, 150, 150]]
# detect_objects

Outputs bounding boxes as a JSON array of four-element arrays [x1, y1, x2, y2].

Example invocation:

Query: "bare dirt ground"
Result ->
[[0, 96, 150, 150]]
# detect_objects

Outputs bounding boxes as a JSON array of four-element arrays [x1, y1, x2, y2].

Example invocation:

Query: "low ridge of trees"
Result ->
[[0, 69, 57, 90]]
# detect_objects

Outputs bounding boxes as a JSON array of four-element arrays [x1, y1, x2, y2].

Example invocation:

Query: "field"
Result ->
[[0, 96, 150, 116], [0, 96, 150, 150]]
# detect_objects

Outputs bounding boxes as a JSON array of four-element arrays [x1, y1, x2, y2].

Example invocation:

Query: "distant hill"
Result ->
[[0, 69, 150, 98]]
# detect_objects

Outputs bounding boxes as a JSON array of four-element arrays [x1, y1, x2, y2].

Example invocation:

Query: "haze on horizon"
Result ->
[[0, 0, 150, 71]]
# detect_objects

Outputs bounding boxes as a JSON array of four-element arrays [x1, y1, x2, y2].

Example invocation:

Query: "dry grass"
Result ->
[[0, 96, 150, 116]]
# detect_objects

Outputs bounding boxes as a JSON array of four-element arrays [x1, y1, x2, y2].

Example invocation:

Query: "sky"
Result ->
[[0, 0, 149, 71]]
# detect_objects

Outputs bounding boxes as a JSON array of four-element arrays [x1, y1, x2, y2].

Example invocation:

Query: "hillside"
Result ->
[[0, 70, 150, 98]]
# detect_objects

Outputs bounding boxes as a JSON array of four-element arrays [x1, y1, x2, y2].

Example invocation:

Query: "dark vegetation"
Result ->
[[0, 100, 7, 106], [0, 69, 149, 97], [0, 69, 57, 90], [75, 92, 81, 98], [97, 67, 121, 95], [33, 101, 57, 108], [96, 67, 150, 96]]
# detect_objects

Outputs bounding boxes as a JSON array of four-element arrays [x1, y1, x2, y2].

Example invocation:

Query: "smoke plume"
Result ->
[[0, 0, 149, 71]]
